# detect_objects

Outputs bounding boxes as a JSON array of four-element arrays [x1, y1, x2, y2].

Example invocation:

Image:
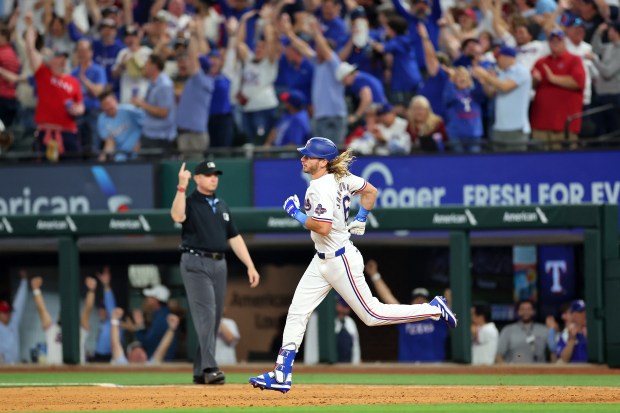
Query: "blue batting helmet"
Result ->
[[297, 137, 339, 161]]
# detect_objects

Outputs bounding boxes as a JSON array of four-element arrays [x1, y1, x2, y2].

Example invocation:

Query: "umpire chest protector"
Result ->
[[181, 190, 239, 253]]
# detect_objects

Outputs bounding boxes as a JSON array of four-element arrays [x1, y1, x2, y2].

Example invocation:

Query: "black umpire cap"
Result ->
[[195, 161, 223, 176]]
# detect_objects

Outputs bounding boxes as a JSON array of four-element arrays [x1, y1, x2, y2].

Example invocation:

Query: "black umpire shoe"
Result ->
[[194, 370, 226, 385]]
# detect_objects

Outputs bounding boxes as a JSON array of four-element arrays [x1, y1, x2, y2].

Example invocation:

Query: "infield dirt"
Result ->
[[2, 384, 620, 412], [2, 364, 619, 412]]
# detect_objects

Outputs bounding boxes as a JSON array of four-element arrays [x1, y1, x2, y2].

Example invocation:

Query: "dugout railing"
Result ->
[[0, 204, 618, 367]]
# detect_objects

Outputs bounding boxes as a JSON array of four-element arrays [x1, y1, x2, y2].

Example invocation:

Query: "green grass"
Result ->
[[41, 405, 620, 413], [0, 372, 619, 387]]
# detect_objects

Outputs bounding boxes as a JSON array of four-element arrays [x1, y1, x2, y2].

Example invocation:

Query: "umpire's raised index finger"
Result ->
[[180, 162, 186, 172]]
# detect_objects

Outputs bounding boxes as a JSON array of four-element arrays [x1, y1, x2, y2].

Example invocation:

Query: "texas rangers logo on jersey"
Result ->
[[314, 204, 327, 216]]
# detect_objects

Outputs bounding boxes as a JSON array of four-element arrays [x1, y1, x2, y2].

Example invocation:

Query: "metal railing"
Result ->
[[564, 104, 615, 142]]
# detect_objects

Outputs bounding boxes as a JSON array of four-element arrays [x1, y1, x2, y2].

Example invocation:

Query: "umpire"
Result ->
[[171, 160, 260, 384]]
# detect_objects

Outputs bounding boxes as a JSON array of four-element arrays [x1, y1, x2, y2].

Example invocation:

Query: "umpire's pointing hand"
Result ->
[[178, 162, 191, 189]]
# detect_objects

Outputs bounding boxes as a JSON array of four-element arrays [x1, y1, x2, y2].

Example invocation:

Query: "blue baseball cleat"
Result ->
[[430, 296, 458, 328], [248, 371, 292, 394], [249, 344, 296, 394]]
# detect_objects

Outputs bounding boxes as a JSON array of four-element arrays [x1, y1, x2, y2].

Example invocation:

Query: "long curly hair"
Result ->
[[327, 148, 355, 180]]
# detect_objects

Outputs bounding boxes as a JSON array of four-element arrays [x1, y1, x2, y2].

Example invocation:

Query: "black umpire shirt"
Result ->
[[181, 190, 240, 253]]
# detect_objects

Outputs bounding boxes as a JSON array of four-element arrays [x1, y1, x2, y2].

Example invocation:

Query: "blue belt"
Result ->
[[316, 247, 345, 260]]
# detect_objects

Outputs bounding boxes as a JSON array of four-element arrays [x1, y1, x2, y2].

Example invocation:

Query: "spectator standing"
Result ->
[[276, 37, 314, 105], [370, 15, 422, 114], [365, 260, 448, 363], [407, 95, 447, 152], [339, 7, 385, 82], [176, 19, 214, 159], [319, 0, 348, 50], [556, 299, 588, 363], [497, 20, 548, 71], [564, 17, 597, 111], [0, 271, 28, 364], [589, 22, 620, 136], [215, 316, 241, 366], [171, 160, 260, 384], [42, 6, 73, 58], [575, 0, 606, 43], [132, 54, 177, 156], [5, 19, 38, 150], [97, 91, 144, 161], [473, 45, 532, 151], [496, 300, 548, 363], [204, 50, 235, 149], [111, 308, 180, 365], [24, 13, 85, 161], [235, 8, 280, 145], [0, 25, 20, 129], [443, 66, 484, 152], [471, 304, 499, 366], [336, 62, 387, 125], [159, 0, 193, 38], [71, 39, 107, 155], [391, 0, 443, 72], [264, 89, 311, 148], [280, 16, 348, 145], [112, 26, 152, 104], [30, 276, 93, 364], [125, 285, 178, 361], [531, 29, 585, 150], [418, 23, 450, 119], [69, 18, 125, 91]]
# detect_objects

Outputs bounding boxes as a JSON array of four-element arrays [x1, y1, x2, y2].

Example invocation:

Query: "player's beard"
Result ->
[[302, 162, 316, 175]]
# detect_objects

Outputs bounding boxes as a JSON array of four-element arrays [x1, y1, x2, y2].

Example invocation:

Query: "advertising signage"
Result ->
[[0, 164, 155, 215], [254, 151, 620, 211]]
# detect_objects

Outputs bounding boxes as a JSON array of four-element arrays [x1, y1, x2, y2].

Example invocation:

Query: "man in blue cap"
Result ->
[[472, 44, 532, 151], [556, 299, 588, 363], [264, 89, 311, 148]]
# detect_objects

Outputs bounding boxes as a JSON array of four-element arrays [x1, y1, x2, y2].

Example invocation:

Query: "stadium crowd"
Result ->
[[0, 0, 619, 160]]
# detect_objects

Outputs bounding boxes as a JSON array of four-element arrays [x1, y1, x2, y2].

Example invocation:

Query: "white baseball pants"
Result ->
[[282, 242, 442, 348]]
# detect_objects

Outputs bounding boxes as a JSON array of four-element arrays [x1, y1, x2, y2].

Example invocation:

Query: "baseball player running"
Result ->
[[249, 137, 457, 393]]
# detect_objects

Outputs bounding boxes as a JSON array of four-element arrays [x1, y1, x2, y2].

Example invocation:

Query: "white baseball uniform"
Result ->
[[281, 172, 441, 348]]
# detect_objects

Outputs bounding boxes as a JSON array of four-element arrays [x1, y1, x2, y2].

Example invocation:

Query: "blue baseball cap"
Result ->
[[198, 54, 211, 72], [498, 44, 517, 57], [377, 102, 393, 115], [563, 16, 584, 27], [549, 29, 566, 40], [280, 89, 306, 108], [570, 299, 586, 313], [281, 36, 292, 47], [350, 6, 366, 20]]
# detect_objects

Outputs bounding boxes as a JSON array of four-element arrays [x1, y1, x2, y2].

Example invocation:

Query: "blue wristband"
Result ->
[[293, 210, 308, 225], [356, 206, 370, 220]]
